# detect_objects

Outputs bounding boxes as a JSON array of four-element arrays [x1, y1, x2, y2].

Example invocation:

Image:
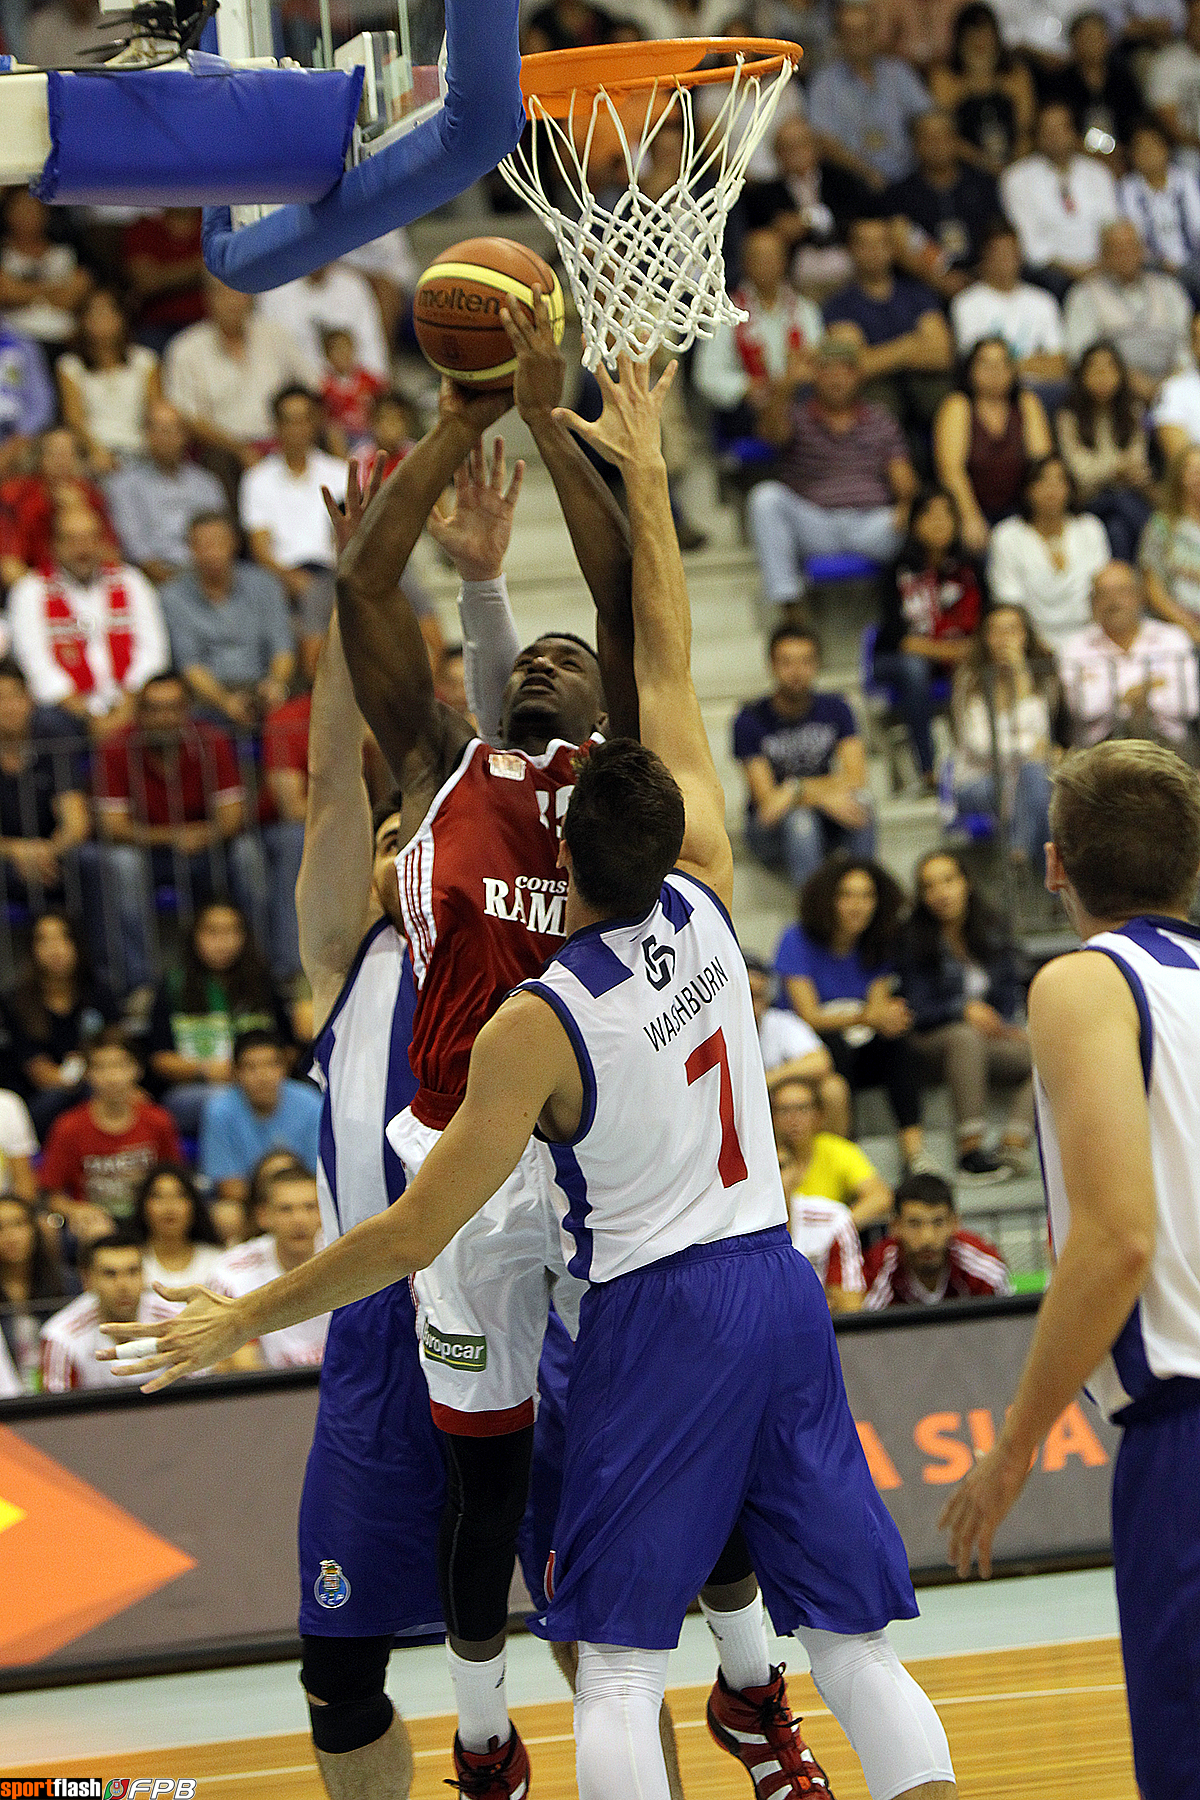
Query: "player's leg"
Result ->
[[574, 1642, 673, 1800], [740, 1240, 955, 1800], [302, 1635, 413, 1800], [1111, 1405, 1200, 1800]]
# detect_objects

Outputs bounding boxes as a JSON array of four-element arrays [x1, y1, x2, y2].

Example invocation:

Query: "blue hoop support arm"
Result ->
[[201, 0, 525, 294]]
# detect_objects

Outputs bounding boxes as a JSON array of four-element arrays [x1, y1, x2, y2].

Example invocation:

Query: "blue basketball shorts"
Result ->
[[298, 1284, 446, 1639], [1111, 1389, 1200, 1800], [531, 1225, 918, 1650], [517, 1303, 573, 1612]]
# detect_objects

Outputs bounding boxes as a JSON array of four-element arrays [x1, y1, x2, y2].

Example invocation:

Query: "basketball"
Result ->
[[412, 236, 566, 390]]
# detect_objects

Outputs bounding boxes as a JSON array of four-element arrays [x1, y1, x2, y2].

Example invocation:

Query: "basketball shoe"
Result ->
[[447, 1726, 530, 1799], [707, 1666, 833, 1797]]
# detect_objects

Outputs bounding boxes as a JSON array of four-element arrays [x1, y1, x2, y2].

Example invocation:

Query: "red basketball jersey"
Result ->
[[398, 735, 595, 1127]]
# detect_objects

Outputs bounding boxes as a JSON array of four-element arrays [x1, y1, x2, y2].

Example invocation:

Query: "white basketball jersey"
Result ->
[[519, 872, 788, 1283], [1037, 917, 1200, 1420], [311, 918, 416, 1241]]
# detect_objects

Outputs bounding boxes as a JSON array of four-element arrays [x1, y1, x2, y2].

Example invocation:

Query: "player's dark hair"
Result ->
[[562, 738, 685, 919], [132, 1162, 221, 1248], [248, 1151, 308, 1224], [799, 852, 907, 970], [272, 383, 320, 419], [1051, 741, 1200, 918], [372, 789, 404, 837], [895, 1173, 956, 1215], [0, 1194, 69, 1299], [79, 1226, 143, 1273], [233, 1028, 282, 1064]]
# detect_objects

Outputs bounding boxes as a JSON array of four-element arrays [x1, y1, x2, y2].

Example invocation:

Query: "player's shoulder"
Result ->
[[41, 1292, 98, 1342], [1029, 941, 1144, 1019]]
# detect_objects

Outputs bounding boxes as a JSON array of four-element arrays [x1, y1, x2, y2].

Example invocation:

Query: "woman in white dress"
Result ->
[[132, 1163, 223, 1292], [987, 453, 1111, 650], [57, 287, 160, 473]]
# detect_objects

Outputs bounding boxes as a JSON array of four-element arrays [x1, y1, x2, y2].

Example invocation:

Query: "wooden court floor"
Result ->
[[28, 1638, 1136, 1798]]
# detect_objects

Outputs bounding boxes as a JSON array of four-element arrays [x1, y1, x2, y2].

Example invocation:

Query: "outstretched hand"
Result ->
[[322, 454, 386, 558], [501, 284, 566, 421], [552, 355, 677, 472], [98, 1284, 253, 1393], [427, 437, 525, 583], [437, 377, 513, 440]]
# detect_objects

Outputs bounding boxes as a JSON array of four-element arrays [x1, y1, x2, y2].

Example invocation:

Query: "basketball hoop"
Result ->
[[500, 37, 802, 370]]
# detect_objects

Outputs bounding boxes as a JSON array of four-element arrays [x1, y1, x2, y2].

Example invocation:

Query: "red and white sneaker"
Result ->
[[707, 1665, 833, 1798], [446, 1725, 531, 1799]]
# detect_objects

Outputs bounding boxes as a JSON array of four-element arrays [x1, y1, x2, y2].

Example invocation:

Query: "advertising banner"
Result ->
[[0, 1301, 1118, 1689]]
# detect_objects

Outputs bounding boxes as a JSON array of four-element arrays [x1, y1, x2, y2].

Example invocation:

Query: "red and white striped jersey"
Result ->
[[787, 1192, 865, 1293], [40, 1289, 177, 1393], [398, 735, 597, 1128], [862, 1229, 1011, 1310], [210, 1234, 328, 1367]]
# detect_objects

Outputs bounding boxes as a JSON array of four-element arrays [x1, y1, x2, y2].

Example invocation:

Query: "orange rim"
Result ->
[[519, 37, 802, 119]]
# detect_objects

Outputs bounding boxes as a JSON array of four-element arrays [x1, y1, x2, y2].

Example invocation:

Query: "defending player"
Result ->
[[104, 359, 957, 1800], [290, 444, 527, 1799], [940, 738, 1200, 1800]]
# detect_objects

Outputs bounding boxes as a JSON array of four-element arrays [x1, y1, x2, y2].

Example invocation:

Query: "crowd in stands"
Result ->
[[27, 0, 1200, 1387]]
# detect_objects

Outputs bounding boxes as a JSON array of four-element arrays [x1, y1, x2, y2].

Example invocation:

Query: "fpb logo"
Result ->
[[103, 1783, 196, 1798]]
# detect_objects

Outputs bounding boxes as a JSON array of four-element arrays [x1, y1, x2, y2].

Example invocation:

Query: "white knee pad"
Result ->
[[795, 1626, 955, 1800], [574, 1642, 671, 1800]]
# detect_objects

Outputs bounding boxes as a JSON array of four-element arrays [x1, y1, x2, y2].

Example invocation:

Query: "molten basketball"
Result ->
[[413, 237, 565, 390]]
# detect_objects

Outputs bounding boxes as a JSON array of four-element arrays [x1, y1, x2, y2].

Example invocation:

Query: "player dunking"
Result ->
[[941, 738, 1200, 1800], [287, 439, 528, 1796], [104, 359, 956, 1800]]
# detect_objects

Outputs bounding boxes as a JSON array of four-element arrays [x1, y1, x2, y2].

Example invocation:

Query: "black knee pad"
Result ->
[[706, 1524, 755, 1588], [301, 1633, 394, 1755], [438, 1425, 534, 1642]]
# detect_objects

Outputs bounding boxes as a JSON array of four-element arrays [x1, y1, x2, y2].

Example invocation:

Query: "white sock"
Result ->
[[447, 1645, 511, 1754], [700, 1591, 771, 1693]]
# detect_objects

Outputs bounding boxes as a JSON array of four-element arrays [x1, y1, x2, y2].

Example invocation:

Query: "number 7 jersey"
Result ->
[[517, 871, 788, 1282]]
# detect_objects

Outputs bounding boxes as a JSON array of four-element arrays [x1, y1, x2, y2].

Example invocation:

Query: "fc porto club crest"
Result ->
[[314, 1558, 351, 1609]]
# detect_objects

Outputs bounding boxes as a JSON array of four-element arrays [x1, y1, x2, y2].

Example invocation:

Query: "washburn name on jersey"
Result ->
[[482, 873, 569, 936], [643, 955, 728, 1051]]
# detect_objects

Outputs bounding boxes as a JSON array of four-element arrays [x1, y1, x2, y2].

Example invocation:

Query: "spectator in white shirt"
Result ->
[[693, 228, 824, 442], [1059, 559, 1200, 744], [988, 452, 1112, 647], [239, 385, 347, 652], [1062, 218, 1193, 401], [209, 1162, 328, 1369], [1138, 440, 1200, 639], [1152, 309, 1200, 461], [1000, 101, 1120, 299], [40, 1227, 175, 1392], [163, 275, 318, 503], [1145, 0, 1200, 163], [778, 1141, 866, 1313], [259, 263, 390, 385], [949, 602, 1060, 867], [745, 952, 851, 1133], [340, 229, 419, 349], [949, 222, 1068, 384], [8, 502, 169, 737], [1120, 119, 1200, 307], [131, 1162, 225, 1293]]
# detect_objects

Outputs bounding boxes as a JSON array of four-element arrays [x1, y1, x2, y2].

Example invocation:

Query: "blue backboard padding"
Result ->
[[201, 0, 523, 293], [35, 66, 363, 207]]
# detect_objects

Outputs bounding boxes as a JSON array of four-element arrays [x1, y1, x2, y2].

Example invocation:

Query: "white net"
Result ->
[[499, 49, 799, 370]]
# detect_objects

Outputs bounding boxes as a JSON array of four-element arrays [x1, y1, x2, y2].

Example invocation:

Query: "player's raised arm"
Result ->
[[503, 292, 640, 740], [555, 358, 733, 911], [99, 992, 579, 1389], [333, 383, 510, 778]]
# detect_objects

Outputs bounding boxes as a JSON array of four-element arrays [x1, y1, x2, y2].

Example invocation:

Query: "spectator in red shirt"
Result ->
[[93, 668, 271, 988], [0, 427, 116, 593], [39, 1028, 182, 1244], [320, 326, 386, 458], [122, 208, 205, 355], [863, 1172, 1012, 1308]]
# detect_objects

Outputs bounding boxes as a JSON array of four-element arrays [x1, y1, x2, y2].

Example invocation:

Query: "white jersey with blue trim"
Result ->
[[1036, 915, 1200, 1420], [519, 871, 788, 1283], [311, 918, 417, 1241]]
